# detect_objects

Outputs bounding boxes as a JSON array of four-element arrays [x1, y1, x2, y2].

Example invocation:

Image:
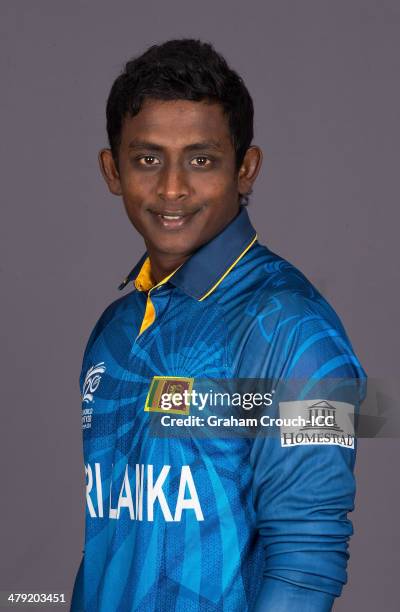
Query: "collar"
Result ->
[[118, 206, 257, 301]]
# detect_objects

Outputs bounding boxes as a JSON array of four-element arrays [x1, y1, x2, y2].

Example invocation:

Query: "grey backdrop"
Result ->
[[1, 0, 399, 610]]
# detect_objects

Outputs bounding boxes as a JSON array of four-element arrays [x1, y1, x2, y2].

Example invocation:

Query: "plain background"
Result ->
[[1, 0, 399, 609]]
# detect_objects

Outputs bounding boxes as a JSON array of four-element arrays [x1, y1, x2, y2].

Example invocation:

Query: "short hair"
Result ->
[[105, 38, 254, 174]]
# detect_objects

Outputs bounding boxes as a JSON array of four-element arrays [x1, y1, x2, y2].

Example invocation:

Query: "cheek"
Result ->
[[121, 173, 153, 203], [193, 172, 237, 199]]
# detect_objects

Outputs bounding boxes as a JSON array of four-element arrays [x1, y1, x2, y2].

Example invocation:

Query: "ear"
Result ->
[[98, 148, 122, 196], [237, 145, 263, 198]]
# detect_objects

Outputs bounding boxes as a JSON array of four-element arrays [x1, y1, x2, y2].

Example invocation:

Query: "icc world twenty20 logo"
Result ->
[[82, 362, 106, 404]]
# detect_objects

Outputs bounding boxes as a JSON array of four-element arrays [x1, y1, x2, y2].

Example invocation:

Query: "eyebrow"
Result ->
[[128, 139, 223, 152]]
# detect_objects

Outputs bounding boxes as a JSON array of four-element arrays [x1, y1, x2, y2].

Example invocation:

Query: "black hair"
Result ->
[[105, 38, 254, 178]]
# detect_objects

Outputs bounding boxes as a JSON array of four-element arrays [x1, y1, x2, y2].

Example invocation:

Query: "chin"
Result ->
[[159, 243, 196, 257], [153, 236, 198, 257]]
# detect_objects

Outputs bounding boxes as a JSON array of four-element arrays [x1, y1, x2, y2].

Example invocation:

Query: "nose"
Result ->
[[157, 163, 189, 202]]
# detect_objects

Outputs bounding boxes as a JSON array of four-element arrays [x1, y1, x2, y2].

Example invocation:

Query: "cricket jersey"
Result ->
[[70, 206, 366, 611]]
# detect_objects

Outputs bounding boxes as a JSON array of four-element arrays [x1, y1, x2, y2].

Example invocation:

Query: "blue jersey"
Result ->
[[71, 206, 366, 611]]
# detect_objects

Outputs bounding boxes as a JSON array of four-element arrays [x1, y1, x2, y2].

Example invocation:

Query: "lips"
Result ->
[[159, 213, 185, 220], [148, 208, 200, 230]]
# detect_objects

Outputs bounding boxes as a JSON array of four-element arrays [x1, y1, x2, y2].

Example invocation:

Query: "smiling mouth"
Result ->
[[159, 214, 184, 220], [149, 208, 200, 229]]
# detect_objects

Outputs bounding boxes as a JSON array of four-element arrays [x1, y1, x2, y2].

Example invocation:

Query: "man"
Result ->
[[71, 39, 366, 611]]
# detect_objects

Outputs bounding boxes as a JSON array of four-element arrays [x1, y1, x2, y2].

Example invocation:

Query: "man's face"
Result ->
[[103, 99, 251, 259]]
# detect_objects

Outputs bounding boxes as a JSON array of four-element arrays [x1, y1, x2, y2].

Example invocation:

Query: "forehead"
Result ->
[[120, 99, 232, 149]]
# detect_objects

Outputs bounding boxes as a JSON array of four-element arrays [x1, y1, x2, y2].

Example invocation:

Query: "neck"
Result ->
[[146, 251, 191, 285]]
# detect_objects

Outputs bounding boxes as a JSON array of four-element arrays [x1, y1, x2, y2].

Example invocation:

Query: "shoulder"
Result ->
[[241, 242, 345, 332], [234, 243, 366, 379], [82, 290, 137, 363]]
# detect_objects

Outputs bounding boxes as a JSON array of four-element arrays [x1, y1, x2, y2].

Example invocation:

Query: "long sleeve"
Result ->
[[253, 577, 334, 611], [242, 290, 367, 610]]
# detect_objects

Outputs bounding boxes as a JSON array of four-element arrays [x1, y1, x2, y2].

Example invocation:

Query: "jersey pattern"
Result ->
[[71, 207, 366, 612]]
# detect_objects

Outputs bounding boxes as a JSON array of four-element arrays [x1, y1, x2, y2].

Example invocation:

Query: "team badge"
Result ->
[[145, 376, 194, 415]]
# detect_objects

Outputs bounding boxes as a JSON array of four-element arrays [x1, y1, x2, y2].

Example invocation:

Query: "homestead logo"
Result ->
[[279, 399, 355, 448]]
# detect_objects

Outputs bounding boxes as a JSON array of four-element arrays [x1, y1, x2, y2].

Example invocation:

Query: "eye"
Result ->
[[191, 156, 212, 167], [138, 155, 161, 166]]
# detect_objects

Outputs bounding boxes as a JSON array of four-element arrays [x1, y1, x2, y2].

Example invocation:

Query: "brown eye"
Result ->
[[139, 156, 160, 165], [191, 156, 211, 167]]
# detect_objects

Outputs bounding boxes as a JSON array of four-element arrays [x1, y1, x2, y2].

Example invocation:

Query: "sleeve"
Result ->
[[78, 296, 126, 389], [247, 291, 367, 611], [253, 578, 334, 611]]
